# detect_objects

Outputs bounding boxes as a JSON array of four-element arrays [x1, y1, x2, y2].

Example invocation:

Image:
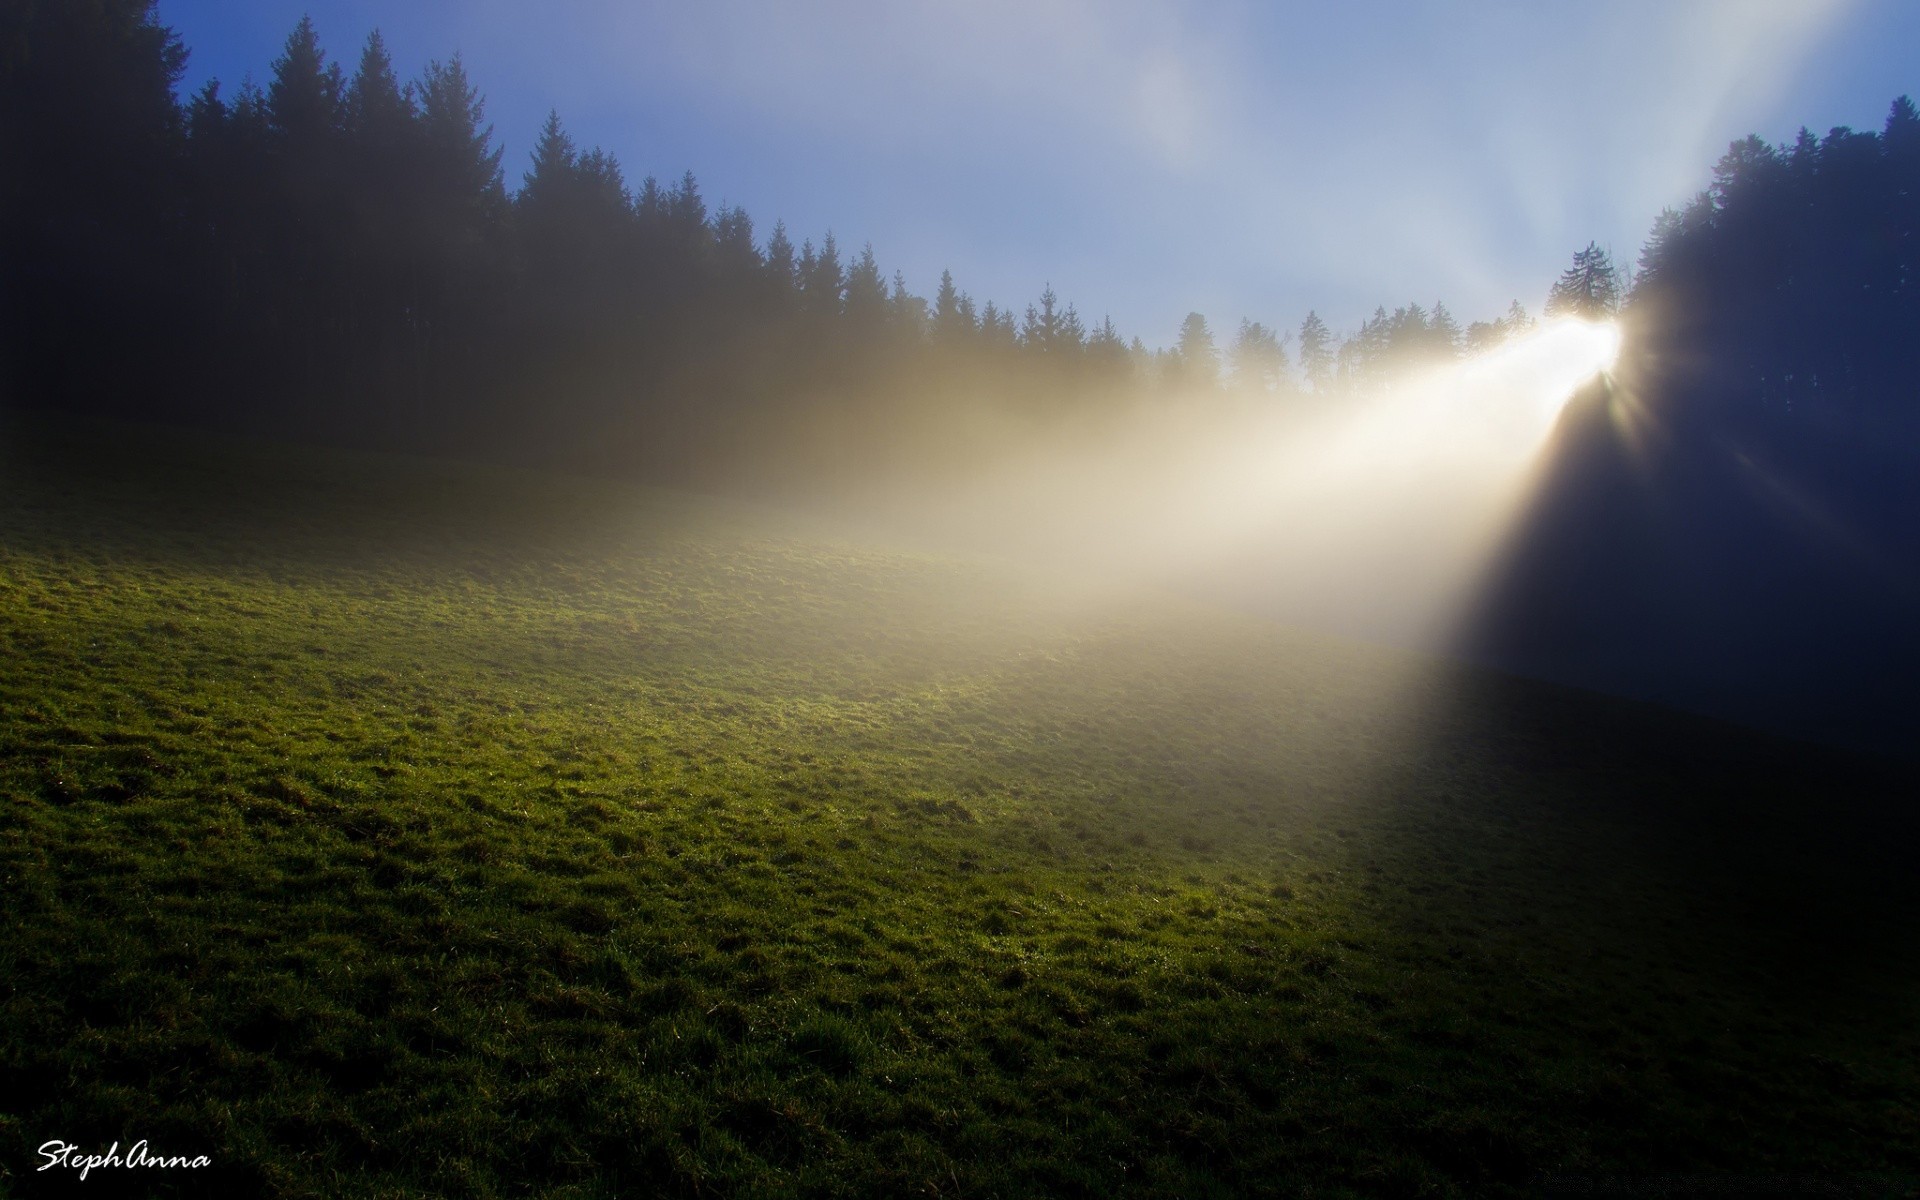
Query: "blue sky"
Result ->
[[155, 0, 1918, 350]]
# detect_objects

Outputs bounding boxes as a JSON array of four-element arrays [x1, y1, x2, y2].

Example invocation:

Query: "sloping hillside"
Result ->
[[1, 416, 1915, 1197]]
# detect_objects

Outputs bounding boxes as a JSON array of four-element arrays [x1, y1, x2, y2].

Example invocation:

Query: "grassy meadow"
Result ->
[[1, 415, 1916, 1198]]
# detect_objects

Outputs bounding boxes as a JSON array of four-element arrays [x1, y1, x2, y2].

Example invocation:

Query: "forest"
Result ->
[[4, 3, 1918, 749], [10, 5, 1911, 488]]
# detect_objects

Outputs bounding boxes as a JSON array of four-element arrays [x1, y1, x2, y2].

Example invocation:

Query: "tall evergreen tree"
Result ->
[[413, 52, 505, 346], [1428, 301, 1462, 359], [1546, 242, 1623, 318], [1171, 312, 1218, 391], [932, 269, 973, 340], [763, 220, 797, 295], [712, 205, 759, 275], [978, 301, 1017, 347], [1297, 311, 1333, 393], [264, 16, 351, 397], [413, 53, 504, 344], [1087, 315, 1129, 373], [665, 170, 708, 258], [516, 110, 638, 339], [518, 111, 576, 220], [1021, 284, 1071, 354], [345, 31, 413, 145], [267, 16, 344, 147], [888, 271, 928, 339], [843, 243, 889, 329], [1229, 320, 1288, 396], [341, 30, 420, 390], [418, 55, 504, 219], [799, 232, 842, 317], [1341, 307, 1392, 389], [1057, 302, 1087, 355]]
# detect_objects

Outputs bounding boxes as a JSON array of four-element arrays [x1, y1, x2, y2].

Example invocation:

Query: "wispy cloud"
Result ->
[[537, 0, 1238, 170]]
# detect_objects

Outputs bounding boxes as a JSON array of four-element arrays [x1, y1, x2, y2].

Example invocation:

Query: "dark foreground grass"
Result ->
[[1, 415, 1917, 1198]]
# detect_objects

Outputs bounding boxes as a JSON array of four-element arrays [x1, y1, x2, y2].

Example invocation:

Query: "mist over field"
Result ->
[[2, 2, 1918, 1196]]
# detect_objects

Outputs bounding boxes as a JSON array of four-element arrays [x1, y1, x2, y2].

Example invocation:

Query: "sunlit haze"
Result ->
[[876, 318, 1624, 651], [156, 0, 1916, 346]]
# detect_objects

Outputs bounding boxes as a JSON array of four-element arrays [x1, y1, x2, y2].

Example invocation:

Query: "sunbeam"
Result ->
[[887, 317, 1624, 654]]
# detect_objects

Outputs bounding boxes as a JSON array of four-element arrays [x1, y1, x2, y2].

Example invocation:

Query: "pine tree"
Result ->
[[418, 55, 505, 221], [1386, 303, 1429, 367], [345, 31, 413, 146], [1428, 301, 1461, 359], [338, 31, 422, 396], [1344, 307, 1391, 388], [1229, 320, 1288, 395], [888, 271, 927, 337], [932, 269, 972, 340], [799, 232, 842, 317], [634, 175, 665, 224], [267, 16, 344, 146], [843, 243, 888, 328], [1021, 284, 1069, 353], [1546, 242, 1623, 319], [763, 220, 797, 297], [263, 16, 351, 394], [1463, 300, 1534, 353], [666, 170, 708, 254], [1172, 312, 1218, 391], [1297, 311, 1333, 393], [520, 111, 577, 210], [574, 149, 632, 239], [1633, 209, 1685, 296], [516, 112, 636, 319], [409, 54, 504, 402], [1058, 303, 1087, 356], [713, 205, 758, 274], [979, 301, 1017, 347]]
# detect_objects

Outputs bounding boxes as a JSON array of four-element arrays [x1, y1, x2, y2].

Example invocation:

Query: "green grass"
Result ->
[[1, 415, 1916, 1198]]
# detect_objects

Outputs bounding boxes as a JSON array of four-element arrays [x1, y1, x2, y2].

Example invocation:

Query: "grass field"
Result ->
[[2, 415, 1917, 1198]]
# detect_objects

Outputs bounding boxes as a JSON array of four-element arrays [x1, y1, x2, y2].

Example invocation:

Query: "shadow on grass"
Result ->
[[4, 410, 1917, 1196]]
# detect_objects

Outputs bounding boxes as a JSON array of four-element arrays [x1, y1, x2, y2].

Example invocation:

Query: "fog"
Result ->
[[850, 319, 1621, 653]]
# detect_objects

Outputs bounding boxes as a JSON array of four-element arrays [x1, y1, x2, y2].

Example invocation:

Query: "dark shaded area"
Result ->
[[1463, 108, 1920, 754], [0, 4, 1151, 490], [1463, 374, 1920, 754]]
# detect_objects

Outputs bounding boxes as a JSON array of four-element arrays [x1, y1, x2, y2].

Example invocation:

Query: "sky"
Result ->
[[154, 0, 1919, 350]]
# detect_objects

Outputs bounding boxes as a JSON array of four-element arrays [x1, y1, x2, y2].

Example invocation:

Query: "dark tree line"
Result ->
[[1606, 100, 1920, 554], [0, 6, 1129, 479], [3, 4, 1565, 487], [3, 4, 1914, 504], [1627, 102, 1920, 441], [0, 7, 1159, 482]]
